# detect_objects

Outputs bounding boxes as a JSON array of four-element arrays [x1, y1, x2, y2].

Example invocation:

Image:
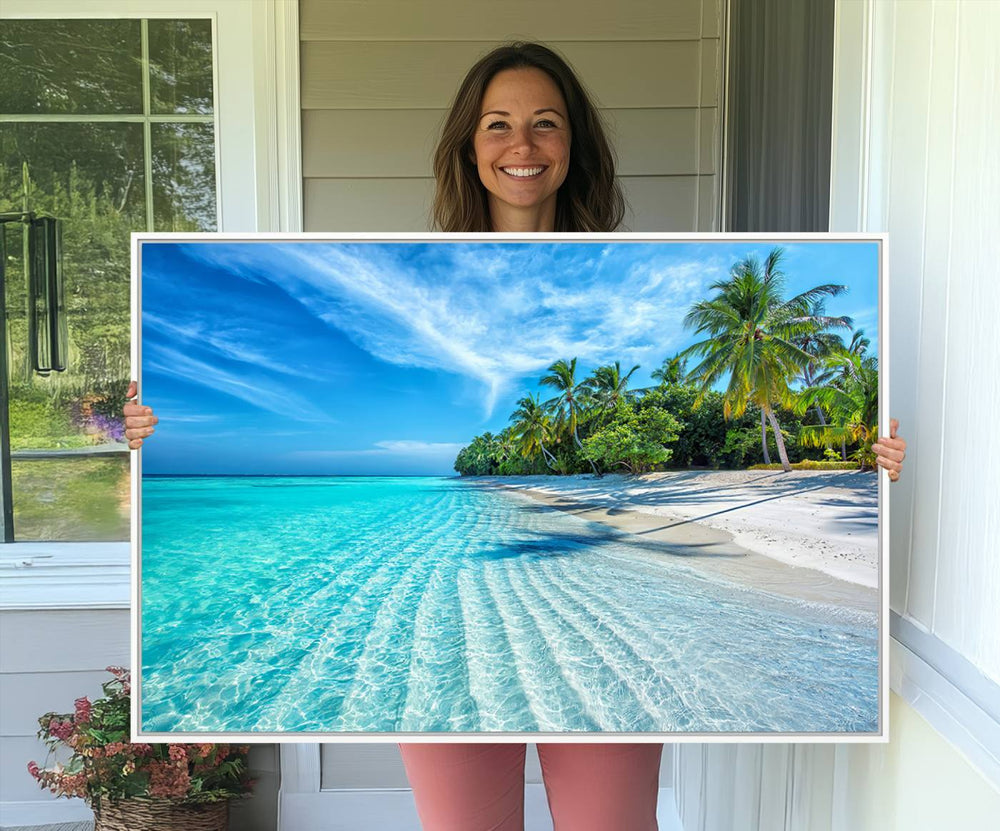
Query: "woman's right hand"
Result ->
[[123, 380, 158, 450]]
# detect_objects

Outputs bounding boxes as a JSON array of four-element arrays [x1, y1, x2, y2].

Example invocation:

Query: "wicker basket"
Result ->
[[93, 798, 229, 831]]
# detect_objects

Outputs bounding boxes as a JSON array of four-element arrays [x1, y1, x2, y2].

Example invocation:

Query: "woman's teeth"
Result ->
[[502, 167, 544, 177]]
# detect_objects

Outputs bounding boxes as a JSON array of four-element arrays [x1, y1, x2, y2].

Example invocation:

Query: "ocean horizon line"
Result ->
[[143, 473, 460, 479]]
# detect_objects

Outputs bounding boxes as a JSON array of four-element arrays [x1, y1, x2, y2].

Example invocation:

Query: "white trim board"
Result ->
[[0, 543, 129, 610], [890, 634, 1000, 789]]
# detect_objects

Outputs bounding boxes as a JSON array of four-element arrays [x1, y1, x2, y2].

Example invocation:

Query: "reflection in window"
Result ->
[[0, 19, 217, 541], [0, 20, 143, 115], [152, 123, 217, 232], [148, 19, 215, 115]]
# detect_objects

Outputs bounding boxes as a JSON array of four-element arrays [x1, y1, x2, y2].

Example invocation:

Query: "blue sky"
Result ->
[[141, 240, 879, 475]]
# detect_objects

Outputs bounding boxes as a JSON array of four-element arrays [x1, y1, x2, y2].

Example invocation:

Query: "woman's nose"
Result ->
[[508, 124, 536, 154]]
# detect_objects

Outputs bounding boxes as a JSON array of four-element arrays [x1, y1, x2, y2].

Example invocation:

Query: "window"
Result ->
[[1, 18, 218, 541]]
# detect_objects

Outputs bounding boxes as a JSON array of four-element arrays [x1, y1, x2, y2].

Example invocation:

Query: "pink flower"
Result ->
[[27, 761, 40, 779], [148, 760, 190, 799], [48, 719, 74, 741], [74, 697, 92, 723], [168, 745, 187, 762]]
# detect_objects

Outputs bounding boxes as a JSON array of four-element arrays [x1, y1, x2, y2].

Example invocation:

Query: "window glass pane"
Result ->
[[151, 123, 218, 231], [11, 457, 130, 541], [2, 123, 143, 542], [1, 16, 218, 543], [148, 19, 215, 115], [0, 20, 143, 115]]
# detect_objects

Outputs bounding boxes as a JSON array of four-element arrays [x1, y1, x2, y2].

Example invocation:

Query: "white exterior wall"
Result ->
[[675, 0, 1000, 827]]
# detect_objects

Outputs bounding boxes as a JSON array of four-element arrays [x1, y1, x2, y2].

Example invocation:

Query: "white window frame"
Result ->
[[0, 0, 302, 611]]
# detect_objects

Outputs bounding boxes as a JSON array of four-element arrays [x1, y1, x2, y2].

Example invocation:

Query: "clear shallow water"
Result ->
[[140, 476, 878, 734]]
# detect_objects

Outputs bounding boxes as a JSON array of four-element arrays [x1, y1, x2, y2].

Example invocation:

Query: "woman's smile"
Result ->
[[501, 165, 546, 177]]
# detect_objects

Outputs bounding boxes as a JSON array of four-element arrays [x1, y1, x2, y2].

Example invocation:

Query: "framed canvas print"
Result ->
[[132, 233, 888, 742]]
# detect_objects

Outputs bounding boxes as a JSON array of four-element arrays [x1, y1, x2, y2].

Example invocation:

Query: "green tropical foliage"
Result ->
[[510, 394, 559, 470], [799, 350, 880, 469], [452, 432, 501, 476], [581, 401, 680, 474], [454, 248, 879, 478]]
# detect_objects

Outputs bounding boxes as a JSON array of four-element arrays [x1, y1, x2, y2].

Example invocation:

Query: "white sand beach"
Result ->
[[476, 470, 880, 611]]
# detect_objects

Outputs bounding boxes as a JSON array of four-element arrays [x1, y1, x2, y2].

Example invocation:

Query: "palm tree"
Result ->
[[541, 357, 599, 474], [801, 330, 873, 460], [496, 427, 518, 464], [585, 361, 640, 415], [791, 299, 852, 428], [799, 352, 879, 468], [681, 247, 847, 472], [650, 354, 687, 387], [510, 394, 558, 470]]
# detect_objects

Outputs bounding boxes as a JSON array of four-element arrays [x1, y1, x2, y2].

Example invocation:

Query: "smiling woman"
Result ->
[[432, 42, 625, 233], [472, 67, 572, 231]]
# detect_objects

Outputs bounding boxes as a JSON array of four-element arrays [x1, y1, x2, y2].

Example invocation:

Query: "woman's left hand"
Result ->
[[872, 418, 907, 482]]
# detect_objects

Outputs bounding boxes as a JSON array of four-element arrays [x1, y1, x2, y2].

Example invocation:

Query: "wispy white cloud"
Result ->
[[146, 345, 331, 423], [144, 312, 314, 380], [843, 307, 879, 333], [181, 242, 725, 416]]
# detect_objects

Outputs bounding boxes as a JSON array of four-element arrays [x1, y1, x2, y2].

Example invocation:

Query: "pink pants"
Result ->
[[399, 743, 662, 831]]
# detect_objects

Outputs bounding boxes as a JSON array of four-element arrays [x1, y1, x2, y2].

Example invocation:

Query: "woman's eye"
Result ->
[[536, 119, 557, 128], [486, 120, 509, 130]]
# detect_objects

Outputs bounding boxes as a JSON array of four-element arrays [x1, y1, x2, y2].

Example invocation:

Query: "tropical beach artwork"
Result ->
[[137, 237, 884, 737]]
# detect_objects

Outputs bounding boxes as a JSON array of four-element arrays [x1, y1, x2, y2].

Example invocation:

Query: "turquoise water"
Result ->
[[140, 476, 878, 734]]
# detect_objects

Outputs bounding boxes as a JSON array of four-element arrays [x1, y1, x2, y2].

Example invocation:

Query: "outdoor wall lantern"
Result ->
[[0, 211, 68, 542], [1, 211, 68, 374]]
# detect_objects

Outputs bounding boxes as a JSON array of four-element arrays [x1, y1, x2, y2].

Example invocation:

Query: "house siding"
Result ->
[[299, 0, 723, 232]]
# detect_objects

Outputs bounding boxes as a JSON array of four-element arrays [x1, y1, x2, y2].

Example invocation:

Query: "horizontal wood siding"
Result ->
[[0, 610, 129, 674], [300, 0, 703, 42], [0, 609, 129, 803], [303, 108, 713, 178], [320, 744, 411, 789], [301, 0, 722, 233], [0, 670, 117, 736], [304, 175, 702, 232], [301, 41, 703, 110]]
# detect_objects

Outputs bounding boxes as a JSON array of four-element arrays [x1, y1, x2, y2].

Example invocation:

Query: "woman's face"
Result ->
[[471, 67, 571, 230]]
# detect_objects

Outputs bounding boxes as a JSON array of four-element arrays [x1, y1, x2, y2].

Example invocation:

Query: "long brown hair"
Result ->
[[432, 42, 626, 232]]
